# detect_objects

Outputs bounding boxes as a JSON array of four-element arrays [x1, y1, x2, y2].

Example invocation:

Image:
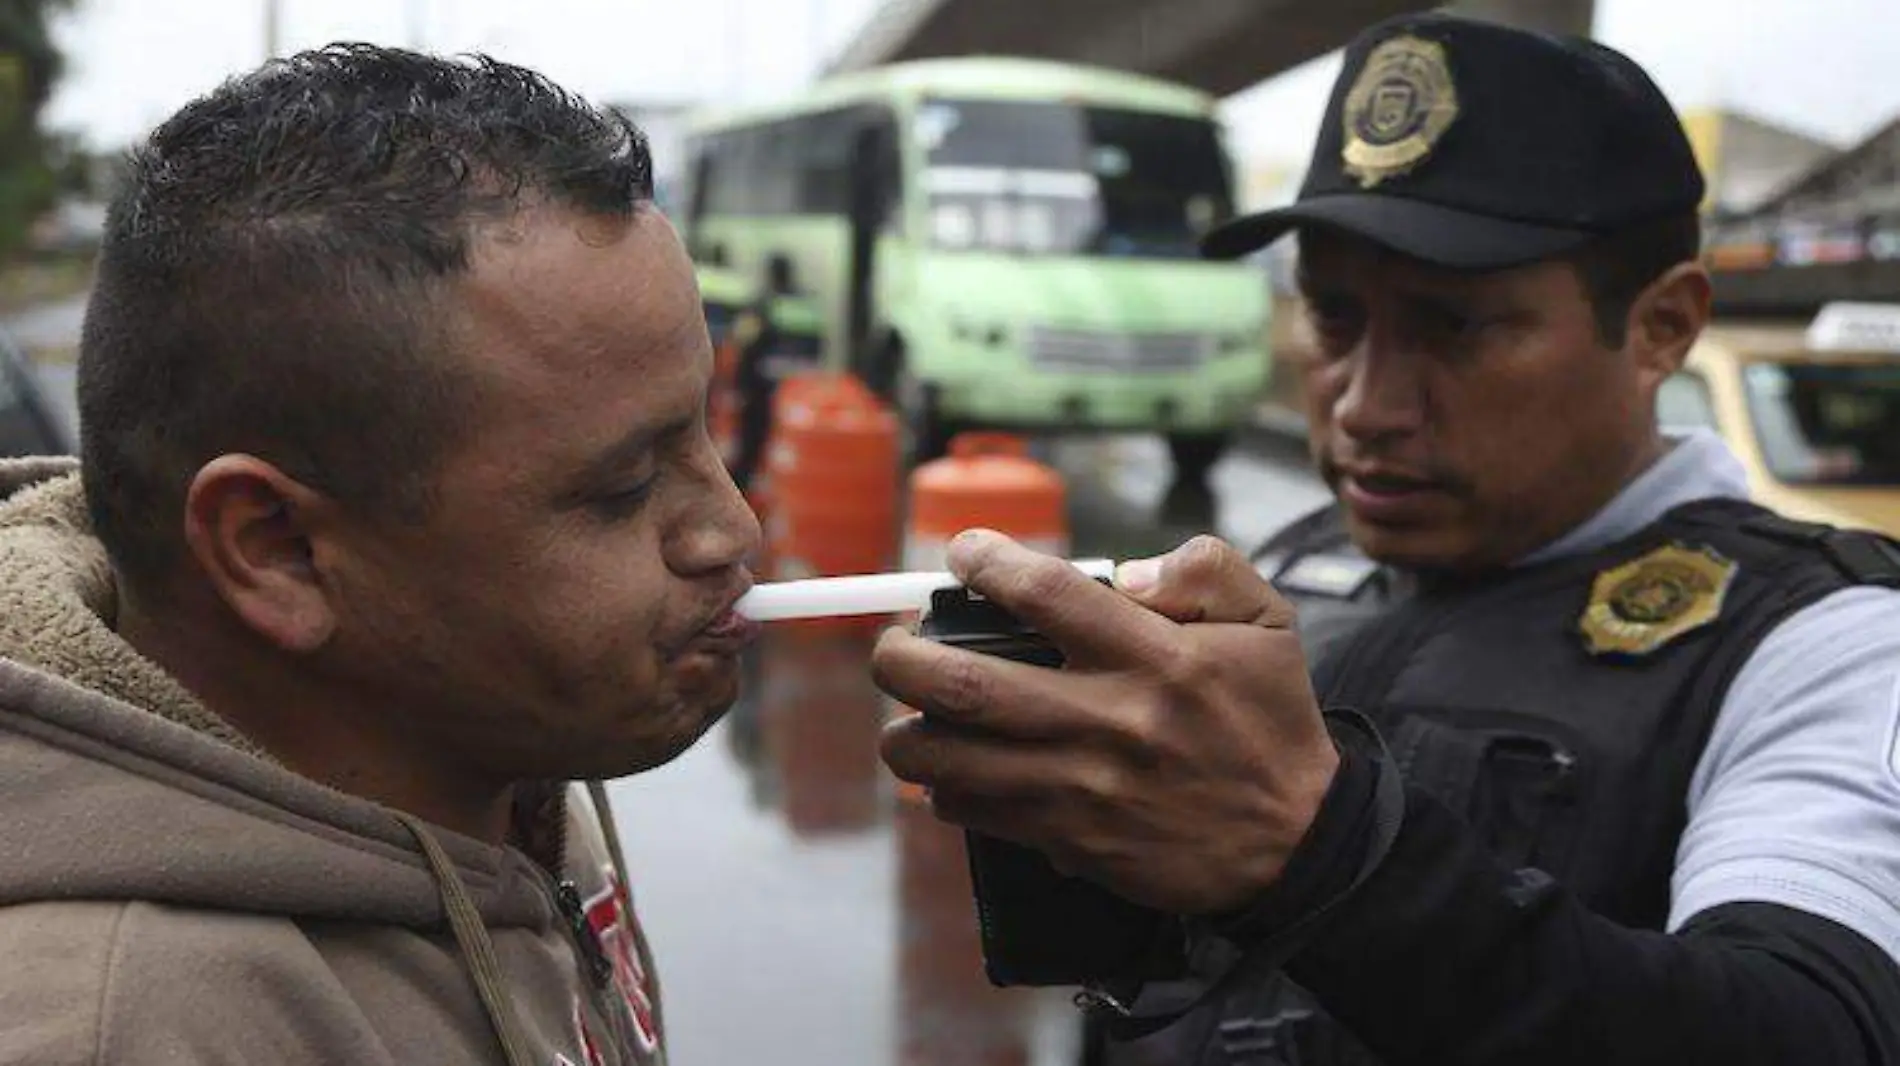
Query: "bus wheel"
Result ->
[[1167, 432, 1228, 486]]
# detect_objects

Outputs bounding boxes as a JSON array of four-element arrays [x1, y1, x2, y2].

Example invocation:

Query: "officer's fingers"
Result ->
[[945, 528, 1176, 664], [1116, 534, 1297, 628], [925, 788, 1070, 863], [871, 627, 1104, 739], [882, 721, 1095, 870], [879, 712, 1060, 805]]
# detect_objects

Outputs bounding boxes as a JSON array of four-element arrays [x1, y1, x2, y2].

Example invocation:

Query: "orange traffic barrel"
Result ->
[[903, 432, 1069, 571], [766, 372, 902, 583]]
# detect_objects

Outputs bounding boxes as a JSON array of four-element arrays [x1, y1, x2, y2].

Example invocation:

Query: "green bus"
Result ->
[[679, 57, 1271, 476]]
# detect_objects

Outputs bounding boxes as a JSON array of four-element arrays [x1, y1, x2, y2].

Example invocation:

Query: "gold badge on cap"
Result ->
[[1341, 35, 1460, 189], [1578, 543, 1738, 658]]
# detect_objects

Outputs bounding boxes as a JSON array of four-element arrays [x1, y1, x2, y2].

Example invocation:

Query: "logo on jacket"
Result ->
[[1579, 542, 1738, 657], [575, 868, 661, 1059], [1342, 35, 1460, 189]]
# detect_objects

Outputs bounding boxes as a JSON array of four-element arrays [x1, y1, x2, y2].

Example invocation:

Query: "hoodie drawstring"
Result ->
[[394, 812, 538, 1066]]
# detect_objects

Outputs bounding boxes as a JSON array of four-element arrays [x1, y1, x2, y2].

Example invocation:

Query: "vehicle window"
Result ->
[[793, 108, 860, 216], [704, 129, 759, 215], [756, 124, 799, 215], [1741, 360, 1900, 486], [916, 97, 1232, 260], [1656, 370, 1719, 432]]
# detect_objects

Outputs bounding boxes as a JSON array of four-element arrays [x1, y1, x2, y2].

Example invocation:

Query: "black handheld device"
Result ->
[[916, 581, 1190, 990]]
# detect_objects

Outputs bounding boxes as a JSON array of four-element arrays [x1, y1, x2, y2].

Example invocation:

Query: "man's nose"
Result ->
[[1333, 327, 1426, 445], [672, 459, 764, 577]]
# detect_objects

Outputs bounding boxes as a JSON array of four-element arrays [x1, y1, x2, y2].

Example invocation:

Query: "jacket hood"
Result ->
[[0, 458, 554, 930]]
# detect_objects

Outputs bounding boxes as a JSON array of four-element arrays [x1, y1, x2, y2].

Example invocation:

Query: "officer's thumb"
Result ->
[[1117, 535, 1296, 629]]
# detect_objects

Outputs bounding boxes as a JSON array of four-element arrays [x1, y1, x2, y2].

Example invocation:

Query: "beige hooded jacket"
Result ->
[[0, 458, 667, 1066]]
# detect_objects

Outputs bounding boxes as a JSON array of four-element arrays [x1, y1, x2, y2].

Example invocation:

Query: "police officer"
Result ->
[[871, 13, 1900, 1065], [728, 257, 825, 493]]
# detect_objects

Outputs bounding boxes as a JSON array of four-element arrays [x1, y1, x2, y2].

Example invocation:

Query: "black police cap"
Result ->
[[1201, 13, 1707, 270]]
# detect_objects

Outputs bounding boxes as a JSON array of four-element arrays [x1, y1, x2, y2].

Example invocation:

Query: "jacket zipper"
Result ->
[[555, 876, 615, 990]]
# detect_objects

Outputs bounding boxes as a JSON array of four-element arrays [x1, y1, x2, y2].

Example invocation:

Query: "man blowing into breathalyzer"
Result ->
[[0, 45, 755, 1065]]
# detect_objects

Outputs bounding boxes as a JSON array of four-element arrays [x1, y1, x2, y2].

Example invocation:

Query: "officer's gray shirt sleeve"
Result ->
[[1671, 586, 1900, 961]]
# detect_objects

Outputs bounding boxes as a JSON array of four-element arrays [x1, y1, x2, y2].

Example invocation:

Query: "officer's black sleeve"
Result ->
[[1246, 736, 1900, 1065]]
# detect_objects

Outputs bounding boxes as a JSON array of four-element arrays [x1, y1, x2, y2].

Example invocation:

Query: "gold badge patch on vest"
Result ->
[[1342, 35, 1460, 189], [1579, 543, 1738, 658]]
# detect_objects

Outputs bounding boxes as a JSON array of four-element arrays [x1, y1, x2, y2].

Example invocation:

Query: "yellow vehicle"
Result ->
[[1658, 304, 1900, 533]]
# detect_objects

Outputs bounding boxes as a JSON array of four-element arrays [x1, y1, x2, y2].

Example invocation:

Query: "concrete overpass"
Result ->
[[827, 0, 1595, 98]]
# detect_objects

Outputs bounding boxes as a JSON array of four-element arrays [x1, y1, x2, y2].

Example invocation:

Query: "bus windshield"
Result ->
[[914, 98, 1233, 260], [1743, 360, 1900, 486]]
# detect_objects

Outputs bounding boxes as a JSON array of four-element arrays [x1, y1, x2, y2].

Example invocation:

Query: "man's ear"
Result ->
[[1626, 260, 1713, 388], [181, 455, 339, 653]]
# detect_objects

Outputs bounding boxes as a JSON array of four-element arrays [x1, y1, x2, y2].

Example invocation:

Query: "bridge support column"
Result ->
[[1447, 0, 1594, 37]]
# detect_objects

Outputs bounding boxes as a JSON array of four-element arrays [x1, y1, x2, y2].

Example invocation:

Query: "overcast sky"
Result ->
[[43, 0, 1900, 169]]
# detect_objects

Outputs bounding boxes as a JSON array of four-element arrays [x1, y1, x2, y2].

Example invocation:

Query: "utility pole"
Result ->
[[407, 0, 427, 51]]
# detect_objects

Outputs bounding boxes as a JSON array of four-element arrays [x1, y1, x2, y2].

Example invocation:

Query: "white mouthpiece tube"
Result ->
[[735, 558, 1118, 623]]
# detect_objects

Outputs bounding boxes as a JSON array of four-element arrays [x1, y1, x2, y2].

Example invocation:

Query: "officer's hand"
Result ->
[[873, 530, 1338, 916]]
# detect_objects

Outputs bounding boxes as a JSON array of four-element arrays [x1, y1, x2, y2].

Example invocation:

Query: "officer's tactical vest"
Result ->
[[1162, 497, 1900, 1066]]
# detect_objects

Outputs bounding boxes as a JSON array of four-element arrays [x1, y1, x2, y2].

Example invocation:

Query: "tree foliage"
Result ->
[[0, 0, 79, 260]]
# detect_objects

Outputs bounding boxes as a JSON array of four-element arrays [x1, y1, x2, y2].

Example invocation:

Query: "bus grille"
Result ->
[[1026, 328, 1211, 373]]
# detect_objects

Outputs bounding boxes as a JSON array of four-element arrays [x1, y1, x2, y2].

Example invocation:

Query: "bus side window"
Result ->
[[758, 123, 799, 217], [797, 109, 858, 217], [685, 140, 716, 254], [703, 132, 744, 217]]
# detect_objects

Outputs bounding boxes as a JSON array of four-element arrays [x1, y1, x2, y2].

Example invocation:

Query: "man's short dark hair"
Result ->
[[1565, 212, 1703, 347], [78, 44, 653, 593]]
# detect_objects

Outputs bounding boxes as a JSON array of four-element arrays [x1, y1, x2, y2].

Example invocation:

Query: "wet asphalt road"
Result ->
[[13, 300, 1330, 1065]]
